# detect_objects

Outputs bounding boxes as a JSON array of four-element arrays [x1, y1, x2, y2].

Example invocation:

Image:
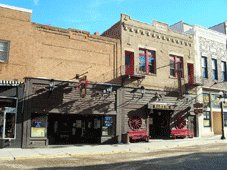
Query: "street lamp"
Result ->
[[219, 91, 226, 140]]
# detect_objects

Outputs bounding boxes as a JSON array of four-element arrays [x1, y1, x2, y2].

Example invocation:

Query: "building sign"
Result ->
[[31, 128, 46, 138], [193, 102, 203, 114], [104, 116, 113, 127], [211, 94, 227, 109], [148, 103, 176, 110], [203, 93, 210, 106], [31, 114, 47, 138]]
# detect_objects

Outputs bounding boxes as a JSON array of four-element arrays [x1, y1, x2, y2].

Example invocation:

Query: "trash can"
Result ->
[[122, 133, 129, 144]]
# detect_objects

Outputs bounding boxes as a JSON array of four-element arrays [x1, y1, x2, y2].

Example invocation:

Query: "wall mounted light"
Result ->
[[49, 79, 55, 92], [103, 85, 113, 96]]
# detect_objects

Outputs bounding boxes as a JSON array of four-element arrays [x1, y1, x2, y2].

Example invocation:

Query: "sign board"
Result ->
[[148, 103, 176, 110], [31, 127, 45, 138], [104, 116, 113, 127], [193, 102, 204, 114]]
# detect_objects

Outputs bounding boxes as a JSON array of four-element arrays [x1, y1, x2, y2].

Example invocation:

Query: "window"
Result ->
[[0, 40, 9, 63], [102, 116, 116, 136], [169, 55, 184, 78], [201, 56, 208, 78], [212, 58, 218, 80], [203, 111, 211, 127], [139, 49, 156, 74], [221, 61, 227, 81], [31, 113, 47, 138]]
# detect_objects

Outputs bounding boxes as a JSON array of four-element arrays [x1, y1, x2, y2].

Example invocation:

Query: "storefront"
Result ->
[[0, 80, 24, 148], [118, 87, 197, 142], [148, 102, 196, 139], [22, 78, 118, 148], [202, 91, 227, 136]]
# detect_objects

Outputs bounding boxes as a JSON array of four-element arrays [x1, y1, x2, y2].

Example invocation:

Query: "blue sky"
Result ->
[[0, 0, 227, 33]]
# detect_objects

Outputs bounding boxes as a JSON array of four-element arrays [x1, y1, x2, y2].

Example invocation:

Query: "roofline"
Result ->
[[0, 4, 32, 13], [32, 23, 119, 43]]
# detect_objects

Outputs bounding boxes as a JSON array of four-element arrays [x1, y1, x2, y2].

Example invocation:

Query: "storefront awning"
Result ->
[[148, 102, 177, 110], [0, 80, 23, 86]]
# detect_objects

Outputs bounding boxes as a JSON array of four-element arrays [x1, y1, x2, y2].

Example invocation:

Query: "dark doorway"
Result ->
[[149, 110, 171, 139], [188, 115, 196, 137], [47, 114, 102, 145]]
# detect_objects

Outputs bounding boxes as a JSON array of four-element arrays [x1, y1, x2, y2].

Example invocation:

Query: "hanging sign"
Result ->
[[148, 103, 176, 110]]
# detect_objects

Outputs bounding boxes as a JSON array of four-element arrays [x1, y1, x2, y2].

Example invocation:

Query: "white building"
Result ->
[[170, 21, 227, 137]]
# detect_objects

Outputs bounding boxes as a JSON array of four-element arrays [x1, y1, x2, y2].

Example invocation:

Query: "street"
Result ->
[[1, 143, 227, 170]]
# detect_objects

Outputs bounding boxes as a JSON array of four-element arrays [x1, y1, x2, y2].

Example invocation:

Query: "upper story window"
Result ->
[[201, 56, 208, 78], [221, 61, 227, 81], [0, 40, 10, 63], [169, 55, 184, 78], [139, 49, 156, 74], [212, 58, 218, 80]]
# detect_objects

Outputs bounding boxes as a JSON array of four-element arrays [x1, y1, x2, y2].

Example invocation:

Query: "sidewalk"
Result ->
[[0, 136, 226, 161]]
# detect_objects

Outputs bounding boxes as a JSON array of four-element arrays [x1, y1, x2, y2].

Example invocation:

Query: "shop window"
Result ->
[[203, 111, 211, 127], [0, 40, 10, 63], [224, 112, 227, 127], [212, 58, 218, 80], [31, 114, 47, 138], [0, 111, 16, 139], [201, 56, 208, 78], [170, 55, 184, 78], [102, 116, 116, 136], [221, 61, 227, 81], [139, 49, 156, 74]]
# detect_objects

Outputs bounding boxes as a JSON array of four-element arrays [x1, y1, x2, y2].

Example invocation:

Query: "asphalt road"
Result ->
[[1, 143, 227, 170]]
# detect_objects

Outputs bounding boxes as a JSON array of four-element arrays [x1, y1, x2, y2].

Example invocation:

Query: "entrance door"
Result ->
[[47, 114, 102, 145], [80, 117, 102, 143], [125, 51, 134, 75], [0, 108, 16, 140], [188, 115, 196, 137], [152, 110, 171, 138], [213, 112, 222, 134]]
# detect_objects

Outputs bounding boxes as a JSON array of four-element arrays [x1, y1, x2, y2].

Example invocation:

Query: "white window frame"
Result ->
[[0, 40, 10, 63], [0, 97, 17, 140]]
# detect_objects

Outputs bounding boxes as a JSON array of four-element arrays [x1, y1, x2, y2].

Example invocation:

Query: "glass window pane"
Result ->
[[102, 116, 115, 136], [0, 42, 8, 51], [148, 57, 155, 74], [212, 59, 216, 69], [203, 111, 211, 127], [4, 113, 16, 139], [125, 55, 130, 65], [31, 114, 47, 138], [0, 52, 7, 61], [201, 57, 205, 67], [139, 55, 146, 72]]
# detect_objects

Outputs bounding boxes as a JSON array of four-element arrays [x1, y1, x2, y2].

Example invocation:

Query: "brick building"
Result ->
[[103, 14, 197, 141], [0, 4, 120, 148]]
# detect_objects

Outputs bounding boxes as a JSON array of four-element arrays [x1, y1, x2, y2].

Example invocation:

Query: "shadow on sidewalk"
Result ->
[[36, 151, 227, 170]]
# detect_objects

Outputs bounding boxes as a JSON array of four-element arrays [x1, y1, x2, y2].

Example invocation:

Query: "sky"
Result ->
[[0, 0, 227, 33]]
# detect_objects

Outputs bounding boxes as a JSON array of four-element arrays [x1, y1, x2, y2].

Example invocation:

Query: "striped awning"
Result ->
[[0, 80, 23, 86]]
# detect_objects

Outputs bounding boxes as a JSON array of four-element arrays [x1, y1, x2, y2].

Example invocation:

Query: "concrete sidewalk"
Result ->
[[0, 136, 226, 161]]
